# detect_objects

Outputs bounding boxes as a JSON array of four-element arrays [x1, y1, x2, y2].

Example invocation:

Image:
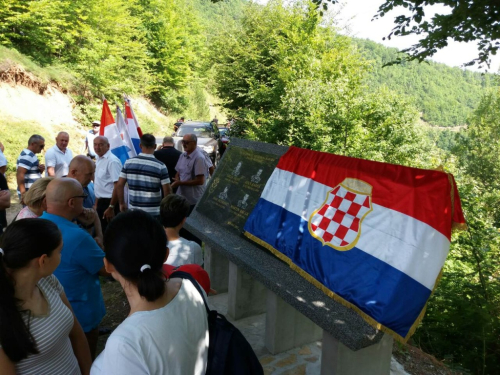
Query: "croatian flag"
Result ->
[[116, 106, 137, 159], [244, 146, 465, 342], [124, 99, 143, 155], [99, 98, 129, 165]]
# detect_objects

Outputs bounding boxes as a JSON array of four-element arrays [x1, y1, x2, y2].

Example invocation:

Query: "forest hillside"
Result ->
[[354, 38, 495, 128], [1, 1, 499, 374]]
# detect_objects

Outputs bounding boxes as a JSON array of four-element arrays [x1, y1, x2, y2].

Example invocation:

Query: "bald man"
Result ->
[[67, 155, 103, 243], [40, 178, 108, 359], [45, 131, 73, 177]]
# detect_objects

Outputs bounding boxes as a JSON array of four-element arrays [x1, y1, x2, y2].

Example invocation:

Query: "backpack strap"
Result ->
[[170, 270, 210, 314]]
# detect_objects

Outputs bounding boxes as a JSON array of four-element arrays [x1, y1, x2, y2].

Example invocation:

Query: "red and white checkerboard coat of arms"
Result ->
[[308, 178, 373, 251]]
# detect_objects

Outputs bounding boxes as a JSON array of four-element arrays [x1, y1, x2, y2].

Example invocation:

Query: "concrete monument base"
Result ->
[[321, 331, 393, 375]]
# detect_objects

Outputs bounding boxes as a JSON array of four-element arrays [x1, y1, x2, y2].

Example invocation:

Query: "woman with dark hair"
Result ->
[[91, 210, 209, 375], [0, 219, 91, 374]]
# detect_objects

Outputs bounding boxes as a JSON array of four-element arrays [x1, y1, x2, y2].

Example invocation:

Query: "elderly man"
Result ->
[[45, 131, 73, 177], [16, 134, 46, 204], [93, 136, 122, 232], [116, 134, 171, 219], [67, 155, 103, 242], [171, 133, 207, 214], [40, 178, 108, 359], [154, 136, 181, 192]]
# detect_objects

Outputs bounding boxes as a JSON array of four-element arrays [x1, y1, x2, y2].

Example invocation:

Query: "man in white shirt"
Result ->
[[93, 136, 122, 233], [45, 131, 73, 177], [160, 194, 203, 267]]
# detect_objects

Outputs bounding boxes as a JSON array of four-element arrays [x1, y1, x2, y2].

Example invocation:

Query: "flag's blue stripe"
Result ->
[[111, 146, 129, 165], [244, 198, 431, 337], [132, 138, 141, 155]]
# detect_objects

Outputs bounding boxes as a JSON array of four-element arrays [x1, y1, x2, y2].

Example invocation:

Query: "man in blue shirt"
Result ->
[[41, 177, 108, 359]]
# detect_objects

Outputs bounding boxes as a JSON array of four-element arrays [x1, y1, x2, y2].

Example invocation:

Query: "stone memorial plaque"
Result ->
[[196, 145, 281, 234]]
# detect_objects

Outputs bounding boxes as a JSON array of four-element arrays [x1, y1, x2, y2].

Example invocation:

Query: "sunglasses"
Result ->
[[182, 140, 194, 145]]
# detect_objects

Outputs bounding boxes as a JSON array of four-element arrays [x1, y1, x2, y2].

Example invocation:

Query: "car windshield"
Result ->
[[177, 125, 211, 137]]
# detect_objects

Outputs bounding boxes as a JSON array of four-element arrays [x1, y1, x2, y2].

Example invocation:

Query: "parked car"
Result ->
[[169, 121, 223, 165], [218, 127, 230, 156]]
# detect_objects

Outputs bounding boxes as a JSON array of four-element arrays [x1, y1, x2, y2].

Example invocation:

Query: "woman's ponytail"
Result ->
[[137, 266, 166, 302]]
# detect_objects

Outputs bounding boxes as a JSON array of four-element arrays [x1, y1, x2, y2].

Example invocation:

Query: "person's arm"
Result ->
[[103, 161, 123, 221], [160, 165, 171, 196], [162, 183, 172, 196], [45, 151, 56, 177], [116, 177, 127, 212], [0, 190, 11, 210], [178, 174, 205, 187], [0, 141, 4, 152], [93, 211, 103, 247], [60, 292, 92, 375], [209, 166, 215, 177], [16, 167, 27, 203], [0, 348, 16, 375], [103, 183, 119, 221]]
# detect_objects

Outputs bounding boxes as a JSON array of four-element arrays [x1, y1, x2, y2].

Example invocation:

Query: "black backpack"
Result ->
[[170, 271, 264, 375]]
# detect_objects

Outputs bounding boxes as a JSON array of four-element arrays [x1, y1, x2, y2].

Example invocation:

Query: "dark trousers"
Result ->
[[96, 198, 120, 234]]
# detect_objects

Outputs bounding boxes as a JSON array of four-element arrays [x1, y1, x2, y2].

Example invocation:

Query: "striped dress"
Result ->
[[14, 275, 80, 374]]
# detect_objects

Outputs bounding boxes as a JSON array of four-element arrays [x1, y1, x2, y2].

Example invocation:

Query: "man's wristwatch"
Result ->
[[108, 204, 114, 209]]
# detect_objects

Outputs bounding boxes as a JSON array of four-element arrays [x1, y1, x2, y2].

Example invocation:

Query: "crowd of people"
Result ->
[[0, 124, 215, 374]]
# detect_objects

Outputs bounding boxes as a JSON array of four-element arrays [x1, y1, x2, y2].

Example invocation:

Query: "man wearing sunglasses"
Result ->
[[16, 134, 46, 205]]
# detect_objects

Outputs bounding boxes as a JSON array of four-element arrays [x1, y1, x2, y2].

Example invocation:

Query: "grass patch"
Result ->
[[0, 46, 76, 90], [0, 116, 57, 178]]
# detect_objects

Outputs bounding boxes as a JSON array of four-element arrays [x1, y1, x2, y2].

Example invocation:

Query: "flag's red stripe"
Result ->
[[277, 146, 454, 238], [99, 99, 115, 136]]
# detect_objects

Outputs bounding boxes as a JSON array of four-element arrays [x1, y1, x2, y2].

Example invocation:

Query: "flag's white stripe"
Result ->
[[260, 168, 450, 290]]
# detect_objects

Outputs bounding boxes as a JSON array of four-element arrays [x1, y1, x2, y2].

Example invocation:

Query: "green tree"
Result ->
[[414, 177, 500, 373], [135, 0, 206, 112], [212, 0, 433, 167], [454, 88, 500, 189], [374, 0, 500, 68]]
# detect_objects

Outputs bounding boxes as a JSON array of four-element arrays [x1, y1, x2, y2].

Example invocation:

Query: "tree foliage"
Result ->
[[283, 0, 500, 69], [212, 0, 433, 167], [375, 0, 500, 69], [355, 38, 493, 127]]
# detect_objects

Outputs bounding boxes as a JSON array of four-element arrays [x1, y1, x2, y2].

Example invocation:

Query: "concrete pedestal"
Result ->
[[321, 331, 393, 375], [265, 291, 323, 354], [204, 245, 229, 293], [227, 262, 267, 320]]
